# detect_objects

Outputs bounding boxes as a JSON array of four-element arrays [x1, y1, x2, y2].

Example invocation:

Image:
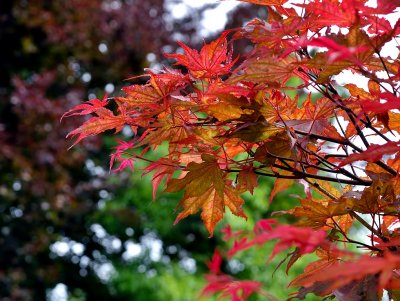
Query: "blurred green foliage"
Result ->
[[93, 144, 321, 301]]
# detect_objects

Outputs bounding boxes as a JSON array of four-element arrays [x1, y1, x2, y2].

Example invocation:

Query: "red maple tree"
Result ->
[[65, 0, 400, 299]]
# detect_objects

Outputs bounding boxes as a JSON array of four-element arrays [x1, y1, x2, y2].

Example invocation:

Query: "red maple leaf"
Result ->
[[337, 142, 400, 167], [165, 32, 238, 79], [65, 97, 127, 148], [361, 93, 400, 114], [202, 250, 263, 301], [228, 220, 328, 259], [62, 93, 109, 119]]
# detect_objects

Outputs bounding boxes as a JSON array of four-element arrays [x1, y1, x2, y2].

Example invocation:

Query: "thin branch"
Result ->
[[375, 51, 397, 95], [225, 167, 370, 185], [331, 218, 381, 252], [348, 211, 385, 241], [304, 180, 382, 251], [270, 163, 372, 186], [333, 111, 358, 176], [334, 238, 380, 252], [292, 128, 350, 145], [300, 146, 369, 183], [362, 114, 391, 142]]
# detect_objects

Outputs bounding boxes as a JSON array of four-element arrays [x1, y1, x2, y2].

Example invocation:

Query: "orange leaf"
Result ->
[[64, 93, 127, 146], [237, 169, 258, 194], [120, 85, 162, 106], [165, 154, 225, 197], [269, 176, 293, 203], [166, 154, 246, 235], [174, 184, 247, 236], [389, 112, 400, 132], [290, 198, 349, 229], [205, 102, 249, 121]]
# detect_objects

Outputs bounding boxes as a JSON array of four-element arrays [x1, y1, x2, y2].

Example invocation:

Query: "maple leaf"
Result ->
[[135, 111, 197, 148], [120, 84, 162, 107], [66, 104, 126, 147], [289, 198, 350, 229], [165, 32, 237, 79], [228, 220, 328, 258], [254, 132, 294, 163], [345, 83, 376, 101], [62, 93, 109, 118], [205, 102, 251, 122], [361, 93, 400, 114], [268, 176, 294, 203], [302, 96, 337, 120], [352, 179, 396, 214], [237, 169, 258, 194], [290, 253, 400, 296], [109, 139, 137, 172], [165, 154, 246, 235], [202, 250, 263, 301], [228, 121, 284, 143], [172, 185, 247, 236], [111, 158, 135, 173], [165, 154, 225, 196], [337, 142, 400, 167], [333, 275, 380, 301], [389, 112, 400, 132], [117, 70, 188, 114], [208, 250, 223, 274], [201, 80, 256, 103], [309, 37, 368, 63], [363, 0, 400, 14], [296, 0, 359, 27], [202, 274, 262, 301], [301, 52, 354, 83], [239, 18, 306, 51], [229, 54, 297, 85], [284, 119, 346, 144]]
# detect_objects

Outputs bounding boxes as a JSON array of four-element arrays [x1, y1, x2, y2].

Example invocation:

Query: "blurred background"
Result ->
[[0, 1, 317, 300]]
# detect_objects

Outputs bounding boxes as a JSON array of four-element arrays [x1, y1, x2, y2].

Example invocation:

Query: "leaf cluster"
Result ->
[[66, 0, 400, 299]]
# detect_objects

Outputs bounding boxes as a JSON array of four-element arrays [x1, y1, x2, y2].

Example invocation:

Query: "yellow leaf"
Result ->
[[311, 180, 342, 199], [205, 103, 248, 121], [344, 84, 374, 100]]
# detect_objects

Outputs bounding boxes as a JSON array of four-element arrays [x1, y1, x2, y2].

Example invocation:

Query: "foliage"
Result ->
[[65, 0, 400, 300]]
